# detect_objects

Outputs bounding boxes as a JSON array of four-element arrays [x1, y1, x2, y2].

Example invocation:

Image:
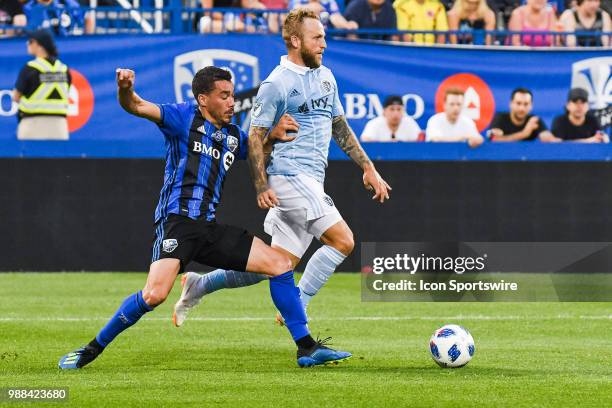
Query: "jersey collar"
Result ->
[[280, 56, 310, 76]]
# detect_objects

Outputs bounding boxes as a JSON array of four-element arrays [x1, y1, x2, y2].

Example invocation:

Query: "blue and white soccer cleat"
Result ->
[[172, 272, 203, 327], [297, 337, 352, 368], [58, 346, 100, 369]]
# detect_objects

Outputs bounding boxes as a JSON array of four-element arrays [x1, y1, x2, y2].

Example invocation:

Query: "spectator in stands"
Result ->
[[0, 0, 27, 36], [361, 95, 421, 142], [260, 0, 287, 32], [487, 0, 520, 28], [289, 0, 359, 30], [552, 88, 607, 143], [508, 0, 558, 46], [12, 29, 71, 140], [261, 0, 287, 8], [199, 0, 279, 33], [343, 0, 398, 40], [23, 0, 94, 35], [393, 0, 449, 44], [439, 0, 453, 9], [489, 87, 560, 142], [560, 0, 610, 47], [426, 88, 484, 147], [447, 0, 496, 44]]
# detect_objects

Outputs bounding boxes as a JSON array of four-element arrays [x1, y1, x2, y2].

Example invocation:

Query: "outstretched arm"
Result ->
[[116, 68, 161, 123], [332, 115, 392, 203]]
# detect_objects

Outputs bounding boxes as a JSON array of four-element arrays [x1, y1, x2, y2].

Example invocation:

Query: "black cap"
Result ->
[[26, 29, 58, 57], [567, 88, 589, 102], [383, 95, 403, 108]]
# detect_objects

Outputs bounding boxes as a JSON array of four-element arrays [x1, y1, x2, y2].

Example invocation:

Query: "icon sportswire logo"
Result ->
[[174, 50, 260, 103]]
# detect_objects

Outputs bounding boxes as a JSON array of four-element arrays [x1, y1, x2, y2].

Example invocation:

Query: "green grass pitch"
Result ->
[[1, 272, 611, 407]]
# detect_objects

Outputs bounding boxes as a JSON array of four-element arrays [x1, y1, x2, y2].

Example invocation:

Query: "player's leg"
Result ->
[[173, 269, 268, 327], [59, 214, 194, 369], [298, 218, 354, 310], [190, 222, 310, 342], [281, 173, 352, 311], [58, 259, 180, 369], [245, 236, 351, 367], [192, 223, 350, 366], [173, 206, 306, 327]]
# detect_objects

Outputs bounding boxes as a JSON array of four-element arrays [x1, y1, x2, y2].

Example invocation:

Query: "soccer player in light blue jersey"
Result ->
[[57, 66, 351, 370], [173, 9, 390, 328]]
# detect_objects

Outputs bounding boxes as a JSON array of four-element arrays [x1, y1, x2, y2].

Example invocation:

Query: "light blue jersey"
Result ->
[[250, 56, 344, 183]]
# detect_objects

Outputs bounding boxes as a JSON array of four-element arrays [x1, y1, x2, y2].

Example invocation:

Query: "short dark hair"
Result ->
[[511, 88, 533, 101], [383, 95, 403, 108], [192, 66, 232, 99]]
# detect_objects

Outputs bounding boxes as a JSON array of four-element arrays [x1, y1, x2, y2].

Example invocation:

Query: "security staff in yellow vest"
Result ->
[[13, 29, 71, 140]]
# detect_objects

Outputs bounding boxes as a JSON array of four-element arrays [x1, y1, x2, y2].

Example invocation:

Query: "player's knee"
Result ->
[[333, 232, 354, 256], [142, 286, 169, 307], [268, 253, 292, 276]]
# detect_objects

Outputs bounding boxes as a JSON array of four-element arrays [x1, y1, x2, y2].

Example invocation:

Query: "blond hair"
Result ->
[[282, 9, 320, 49], [450, 0, 492, 20]]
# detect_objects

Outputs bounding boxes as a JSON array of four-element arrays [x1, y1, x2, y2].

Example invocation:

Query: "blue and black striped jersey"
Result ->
[[154, 102, 248, 222]]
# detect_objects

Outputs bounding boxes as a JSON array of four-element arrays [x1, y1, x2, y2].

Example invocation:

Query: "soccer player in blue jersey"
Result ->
[[173, 9, 390, 326], [57, 65, 351, 369]]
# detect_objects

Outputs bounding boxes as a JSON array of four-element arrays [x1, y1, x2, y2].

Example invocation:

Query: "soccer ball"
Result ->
[[429, 324, 475, 368]]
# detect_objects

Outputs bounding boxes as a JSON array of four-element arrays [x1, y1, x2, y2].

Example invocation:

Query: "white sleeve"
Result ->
[[467, 118, 481, 139], [360, 119, 378, 142], [426, 116, 444, 141], [400, 116, 421, 141]]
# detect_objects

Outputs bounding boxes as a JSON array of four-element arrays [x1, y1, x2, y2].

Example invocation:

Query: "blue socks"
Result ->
[[92, 273, 309, 350], [95, 291, 153, 348], [195, 269, 267, 297], [269, 271, 310, 341]]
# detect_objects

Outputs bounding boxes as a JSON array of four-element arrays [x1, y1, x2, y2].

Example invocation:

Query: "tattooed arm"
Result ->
[[248, 125, 278, 209], [332, 115, 392, 203], [332, 115, 373, 169]]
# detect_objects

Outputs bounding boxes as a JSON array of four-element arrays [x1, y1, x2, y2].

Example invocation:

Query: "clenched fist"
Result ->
[[116, 68, 135, 90]]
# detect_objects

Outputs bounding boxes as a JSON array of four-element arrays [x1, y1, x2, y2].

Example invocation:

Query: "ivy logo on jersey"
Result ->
[[162, 239, 178, 253], [571, 57, 612, 129], [174, 50, 260, 103], [212, 130, 225, 142], [227, 135, 238, 153]]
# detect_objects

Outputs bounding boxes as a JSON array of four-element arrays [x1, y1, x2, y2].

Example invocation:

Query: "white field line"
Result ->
[[0, 315, 611, 322]]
